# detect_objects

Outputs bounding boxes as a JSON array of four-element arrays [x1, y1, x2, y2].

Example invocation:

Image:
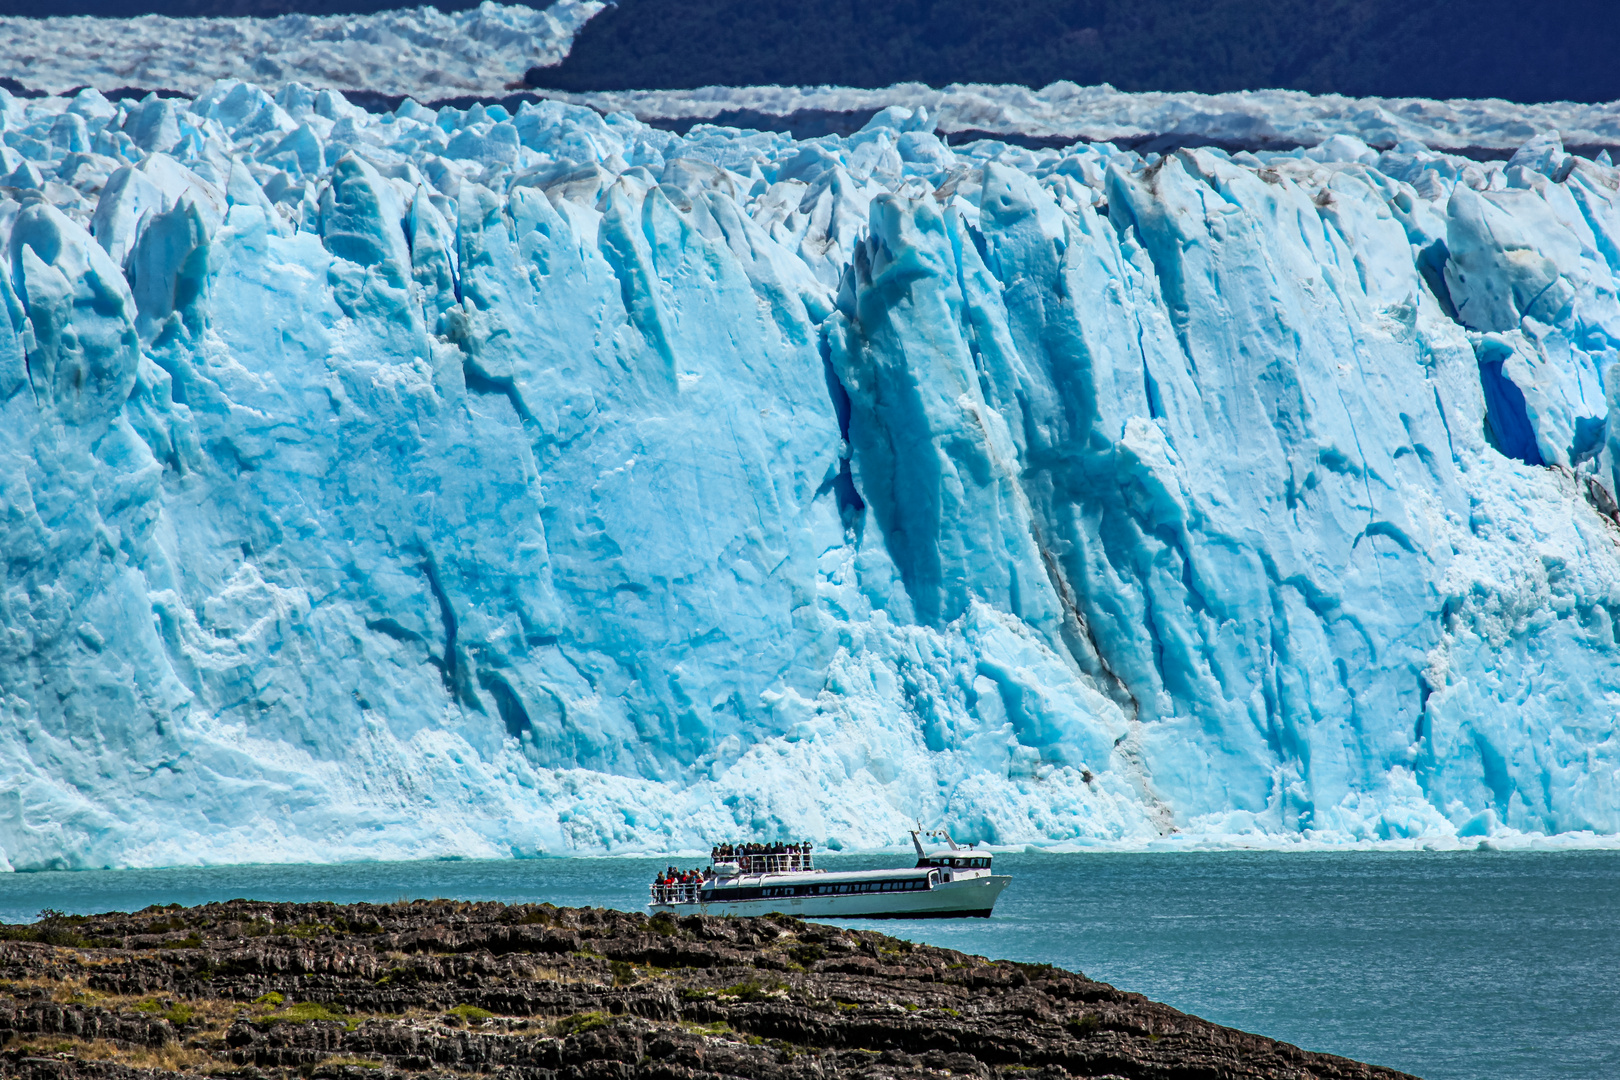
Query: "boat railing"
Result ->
[[714, 853, 814, 875], [649, 882, 703, 905]]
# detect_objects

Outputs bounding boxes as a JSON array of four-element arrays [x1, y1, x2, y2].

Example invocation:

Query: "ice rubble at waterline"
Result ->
[[1, 79, 1619, 869]]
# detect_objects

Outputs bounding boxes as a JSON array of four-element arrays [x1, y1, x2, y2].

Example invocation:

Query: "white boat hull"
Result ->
[[650, 874, 1011, 919]]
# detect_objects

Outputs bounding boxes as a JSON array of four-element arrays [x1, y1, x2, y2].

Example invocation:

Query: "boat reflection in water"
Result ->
[[648, 831, 1010, 919]]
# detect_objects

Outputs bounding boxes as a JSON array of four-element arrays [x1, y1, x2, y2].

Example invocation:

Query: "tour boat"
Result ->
[[647, 831, 1010, 919]]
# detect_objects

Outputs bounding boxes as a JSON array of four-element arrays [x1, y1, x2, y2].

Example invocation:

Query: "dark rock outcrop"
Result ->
[[0, 901, 1414, 1080]]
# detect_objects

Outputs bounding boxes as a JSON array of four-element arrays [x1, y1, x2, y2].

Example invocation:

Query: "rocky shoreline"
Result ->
[[0, 902, 1412, 1080]]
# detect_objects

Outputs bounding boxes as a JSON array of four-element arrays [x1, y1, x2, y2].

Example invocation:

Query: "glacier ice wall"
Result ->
[[2, 80, 1620, 868]]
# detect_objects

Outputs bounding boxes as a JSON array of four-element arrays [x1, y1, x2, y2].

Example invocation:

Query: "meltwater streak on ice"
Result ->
[[0, 852, 1616, 1080], [3, 73, 1620, 867]]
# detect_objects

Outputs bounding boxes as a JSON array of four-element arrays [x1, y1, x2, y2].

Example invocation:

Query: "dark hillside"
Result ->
[[0, 900, 1416, 1080], [529, 0, 1620, 104]]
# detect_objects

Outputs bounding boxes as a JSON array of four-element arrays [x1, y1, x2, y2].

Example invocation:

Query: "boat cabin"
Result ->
[[910, 830, 993, 879]]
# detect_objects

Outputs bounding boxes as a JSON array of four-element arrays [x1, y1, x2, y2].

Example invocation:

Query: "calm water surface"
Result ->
[[2, 850, 1615, 1080]]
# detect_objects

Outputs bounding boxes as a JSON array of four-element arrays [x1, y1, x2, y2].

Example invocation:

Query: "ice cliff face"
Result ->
[[2, 81, 1620, 869]]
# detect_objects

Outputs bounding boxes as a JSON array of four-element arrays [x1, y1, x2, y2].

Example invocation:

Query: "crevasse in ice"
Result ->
[[2, 81, 1619, 869]]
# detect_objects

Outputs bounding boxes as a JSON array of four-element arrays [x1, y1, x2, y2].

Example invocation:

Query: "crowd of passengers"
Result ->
[[651, 841, 816, 886], [712, 841, 812, 860], [653, 865, 708, 887]]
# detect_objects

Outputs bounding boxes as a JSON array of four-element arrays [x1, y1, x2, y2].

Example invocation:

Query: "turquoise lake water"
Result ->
[[1, 850, 1615, 1080]]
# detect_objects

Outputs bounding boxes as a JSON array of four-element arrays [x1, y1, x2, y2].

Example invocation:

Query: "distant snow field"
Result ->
[[3, 1, 1619, 153], [559, 82, 1620, 153], [0, 1, 604, 100]]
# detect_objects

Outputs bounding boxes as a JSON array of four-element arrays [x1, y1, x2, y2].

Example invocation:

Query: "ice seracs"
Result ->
[[1, 75, 1619, 870]]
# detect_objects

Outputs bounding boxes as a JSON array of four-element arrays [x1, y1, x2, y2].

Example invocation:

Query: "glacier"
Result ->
[[0, 1, 604, 101], [548, 82, 1620, 156], [7, 0, 1620, 154], [1, 76, 1620, 870]]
